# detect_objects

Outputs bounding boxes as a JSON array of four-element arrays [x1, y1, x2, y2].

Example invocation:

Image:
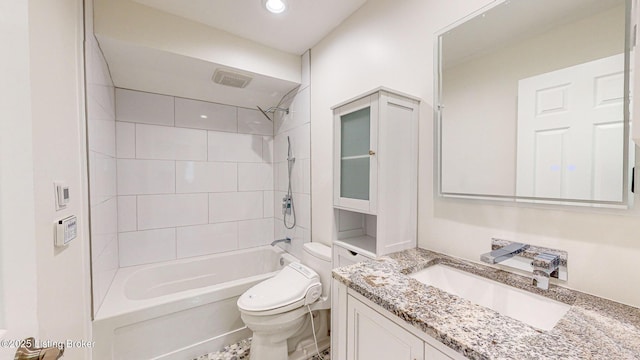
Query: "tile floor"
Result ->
[[194, 338, 330, 360]]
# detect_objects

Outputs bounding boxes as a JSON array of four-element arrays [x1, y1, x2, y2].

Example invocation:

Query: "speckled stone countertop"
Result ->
[[332, 248, 640, 359]]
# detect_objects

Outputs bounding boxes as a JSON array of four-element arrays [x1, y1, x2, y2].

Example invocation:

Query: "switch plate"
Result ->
[[55, 215, 77, 247], [54, 182, 70, 210]]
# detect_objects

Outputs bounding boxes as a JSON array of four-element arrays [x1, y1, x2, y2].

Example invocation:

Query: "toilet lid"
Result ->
[[237, 263, 320, 313]]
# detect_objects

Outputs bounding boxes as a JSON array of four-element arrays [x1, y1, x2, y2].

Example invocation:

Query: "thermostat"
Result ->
[[56, 215, 77, 247]]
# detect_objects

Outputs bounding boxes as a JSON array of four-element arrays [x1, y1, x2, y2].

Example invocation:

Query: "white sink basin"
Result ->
[[409, 264, 570, 331]]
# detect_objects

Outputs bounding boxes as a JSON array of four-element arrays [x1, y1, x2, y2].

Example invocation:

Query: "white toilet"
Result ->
[[237, 242, 332, 360]]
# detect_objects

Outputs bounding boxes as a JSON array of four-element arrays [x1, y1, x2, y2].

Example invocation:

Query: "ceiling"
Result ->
[[132, 0, 369, 55]]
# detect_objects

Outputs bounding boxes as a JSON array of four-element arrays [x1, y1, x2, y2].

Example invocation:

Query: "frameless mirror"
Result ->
[[436, 0, 633, 207]]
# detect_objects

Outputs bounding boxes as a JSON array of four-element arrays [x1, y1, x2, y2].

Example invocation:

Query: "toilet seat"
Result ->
[[237, 263, 321, 316]]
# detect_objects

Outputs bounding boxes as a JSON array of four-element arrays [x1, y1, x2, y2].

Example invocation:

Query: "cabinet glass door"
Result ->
[[340, 107, 371, 200]]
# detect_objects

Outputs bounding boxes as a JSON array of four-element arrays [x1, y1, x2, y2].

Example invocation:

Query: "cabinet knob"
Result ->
[[369, 150, 376, 156]]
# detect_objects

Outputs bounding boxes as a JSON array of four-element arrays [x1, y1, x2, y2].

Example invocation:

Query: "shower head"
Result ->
[[256, 85, 299, 122], [256, 105, 289, 122]]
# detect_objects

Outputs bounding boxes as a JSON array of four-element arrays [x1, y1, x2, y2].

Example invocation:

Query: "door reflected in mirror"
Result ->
[[437, 0, 632, 207]]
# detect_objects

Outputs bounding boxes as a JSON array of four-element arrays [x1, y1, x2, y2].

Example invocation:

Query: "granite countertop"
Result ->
[[332, 248, 640, 360]]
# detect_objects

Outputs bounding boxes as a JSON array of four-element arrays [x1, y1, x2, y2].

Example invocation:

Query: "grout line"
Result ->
[[172, 95, 176, 127], [135, 195, 138, 231], [133, 123, 137, 159]]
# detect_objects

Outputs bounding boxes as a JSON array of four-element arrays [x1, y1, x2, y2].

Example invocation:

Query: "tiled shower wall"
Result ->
[[86, 33, 118, 310], [114, 89, 276, 267], [273, 51, 312, 259]]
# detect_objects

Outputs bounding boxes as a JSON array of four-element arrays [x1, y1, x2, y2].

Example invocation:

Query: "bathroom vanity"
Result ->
[[331, 248, 640, 360]]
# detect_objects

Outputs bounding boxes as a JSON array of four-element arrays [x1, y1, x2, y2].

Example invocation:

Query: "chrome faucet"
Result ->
[[480, 242, 529, 264], [271, 237, 291, 246], [531, 253, 560, 290]]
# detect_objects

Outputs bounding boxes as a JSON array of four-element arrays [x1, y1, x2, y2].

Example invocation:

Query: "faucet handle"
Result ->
[[531, 253, 560, 272]]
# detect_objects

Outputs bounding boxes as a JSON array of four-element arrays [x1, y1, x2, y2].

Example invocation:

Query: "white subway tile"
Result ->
[[137, 194, 208, 230], [274, 191, 285, 221], [90, 151, 117, 204], [238, 163, 273, 191], [87, 85, 115, 122], [119, 228, 176, 267], [274, 123, 310, 162], [295, 194, 311, 229], [177, 223, 238, 258], [273, 222, 309, 259], [209, 192, 263, 223], [301, 51, 310, 89], [95, 84, 116, 118], [263, 191, 274, 218], [294, 123, 311, 160], [274, 133, 287, 163], [117, 159, 175, 195], [175, 98, 237, 132], [275, 162, 288, 192], [116, 88, 174, 126], [289, 160, 305, 194], [90, 197, 118, 257], [208, 132, 263, 162], [262, 136, 274, 163], [136, 124, 207, 161], [302, 158, 311, 194], [118, 196, 137, 232], [273, 220, 311, 259], [176, 161, 237, 193], [88, 38, 114, 88], [277, 87, 310, 134], [238, 108, 273, 136], [88, 118, 115, 157], [116, 121, 135, 158], [238, 218, 274, 249], [92, 238, 118, 308]]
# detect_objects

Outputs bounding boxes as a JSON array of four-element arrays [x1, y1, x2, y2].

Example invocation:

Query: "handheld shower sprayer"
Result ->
[[283, 136, 296, 229]]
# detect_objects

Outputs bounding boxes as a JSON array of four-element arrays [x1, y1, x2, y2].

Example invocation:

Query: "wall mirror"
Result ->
[[436, 0, 633, 207]]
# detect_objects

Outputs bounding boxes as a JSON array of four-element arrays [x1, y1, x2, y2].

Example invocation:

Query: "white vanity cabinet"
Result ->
[[347, 294, 424, 360], [332, 88, 420, 258], [332, 279, 464, 360]]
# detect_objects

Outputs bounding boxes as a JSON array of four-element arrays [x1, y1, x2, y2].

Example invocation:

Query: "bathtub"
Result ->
[[93, 246, 298, 360]]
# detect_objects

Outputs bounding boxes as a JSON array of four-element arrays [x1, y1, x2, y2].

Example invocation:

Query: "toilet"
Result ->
[[237, 242, 332, 360]]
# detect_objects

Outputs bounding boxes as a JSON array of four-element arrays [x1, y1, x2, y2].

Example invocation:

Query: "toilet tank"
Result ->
[[302, 242, 332, 299]]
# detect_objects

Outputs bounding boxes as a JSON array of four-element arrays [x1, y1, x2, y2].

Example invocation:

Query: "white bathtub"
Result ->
[[93, 246, 298, 360]]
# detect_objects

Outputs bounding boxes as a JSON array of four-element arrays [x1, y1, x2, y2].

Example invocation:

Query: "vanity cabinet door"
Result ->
[[425, 343, 454, 360], [333, 95, 378, 214], [347, 295, 424, 360]]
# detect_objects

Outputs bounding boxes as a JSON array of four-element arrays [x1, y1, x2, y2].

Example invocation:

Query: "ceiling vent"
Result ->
[[212, 69, 253, 88]]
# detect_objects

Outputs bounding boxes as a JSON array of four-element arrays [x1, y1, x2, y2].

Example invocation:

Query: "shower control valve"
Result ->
[[282, 195, 292, 215]]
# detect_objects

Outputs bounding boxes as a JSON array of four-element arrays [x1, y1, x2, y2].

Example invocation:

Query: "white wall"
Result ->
[[115, 89, 275, 267], [310, 0, 640, 307], [0, 0, 39, 356], [273, 51, 312, 259], [86, 0, 119, 314], [29, 0, 93, 358]]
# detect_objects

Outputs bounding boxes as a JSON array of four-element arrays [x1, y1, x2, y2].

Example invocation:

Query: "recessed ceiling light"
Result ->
[[264, 0, 287, 14], [200, 115, 208, 119]]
